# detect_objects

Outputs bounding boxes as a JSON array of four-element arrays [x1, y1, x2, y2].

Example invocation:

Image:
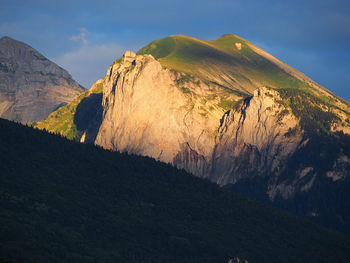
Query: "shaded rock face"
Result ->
[[211, 88, 303, 186], [0, 36, 85, 123]]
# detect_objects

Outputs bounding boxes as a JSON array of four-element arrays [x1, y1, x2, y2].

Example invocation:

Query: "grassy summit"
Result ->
[[136, 34, 350, 130], [137, 34, 311, 95]]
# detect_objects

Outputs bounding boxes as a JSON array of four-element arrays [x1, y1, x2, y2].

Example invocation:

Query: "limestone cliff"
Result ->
[[0, 36, 85, 124], [40, 49, 350, 193], [91, 52, 350, 196], [95, 51, 224, 175]]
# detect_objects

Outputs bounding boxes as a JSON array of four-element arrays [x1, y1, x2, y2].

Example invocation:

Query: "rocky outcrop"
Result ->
[[0, 36, 85, 123], [92, 52, 350, 208], [95, 51, 221, 174], [94, 52, 308, 190]]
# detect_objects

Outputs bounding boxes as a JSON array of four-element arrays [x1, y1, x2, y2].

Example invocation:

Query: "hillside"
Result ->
[[0, 36, 85, 124], [35, 34, 350, 235], [1, 117, 350, 263]]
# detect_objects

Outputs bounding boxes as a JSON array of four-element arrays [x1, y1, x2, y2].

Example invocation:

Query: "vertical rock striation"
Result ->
[[212, 88, 303, 185]]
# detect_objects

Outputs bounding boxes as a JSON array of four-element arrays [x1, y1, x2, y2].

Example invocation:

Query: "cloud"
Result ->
[[70, 28, 90, 44], [55, 43, 126, 88]]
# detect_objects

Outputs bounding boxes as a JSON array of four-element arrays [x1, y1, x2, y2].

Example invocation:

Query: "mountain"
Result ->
[[1, 117, 350, 263], [0, 36, 85, 124], [35, 34, 350, 234]]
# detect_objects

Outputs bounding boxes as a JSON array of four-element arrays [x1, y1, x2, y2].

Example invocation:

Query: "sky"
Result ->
[[1, 0, 349, 101]]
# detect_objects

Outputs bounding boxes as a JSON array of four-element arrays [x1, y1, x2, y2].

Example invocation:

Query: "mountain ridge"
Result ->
[[35, 34, 350, 234]]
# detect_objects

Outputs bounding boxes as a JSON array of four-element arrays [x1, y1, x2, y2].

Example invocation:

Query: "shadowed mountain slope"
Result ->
[[1, 118, 350, 263]]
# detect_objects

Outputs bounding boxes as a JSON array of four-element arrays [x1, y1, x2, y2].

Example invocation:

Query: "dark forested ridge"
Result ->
[[0, 118, 350, 263]]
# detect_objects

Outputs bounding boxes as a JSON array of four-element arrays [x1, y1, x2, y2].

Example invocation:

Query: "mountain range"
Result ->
[[34, 34, 350, 235], [1, 33, 350, 262]]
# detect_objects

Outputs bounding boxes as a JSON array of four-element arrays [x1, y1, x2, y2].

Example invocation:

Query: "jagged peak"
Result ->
[[122, 50, 137, 63], [0, 36, 33, 48], [123, 50, 136, 58], [0, 36, 14, 41]]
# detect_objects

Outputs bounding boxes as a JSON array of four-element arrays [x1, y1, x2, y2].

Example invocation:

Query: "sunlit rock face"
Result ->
[[94, 53, 305, 190], [0, 36, 85, 124], [95, 52, 218, 174], [92, 52, 350, 212], [38, 47, 350, 202]]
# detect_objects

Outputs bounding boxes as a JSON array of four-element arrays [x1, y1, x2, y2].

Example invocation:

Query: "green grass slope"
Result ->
[[137, 34, 310, 94], [138, 34, 350, 112], [1, 118, 350, 263]]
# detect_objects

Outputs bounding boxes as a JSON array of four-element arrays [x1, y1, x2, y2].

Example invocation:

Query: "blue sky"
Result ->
[[1, 0, 349, 101]]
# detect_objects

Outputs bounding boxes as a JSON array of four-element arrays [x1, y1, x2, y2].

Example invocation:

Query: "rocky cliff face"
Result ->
[[93, 52, 349, 191], [89, 51, 350, 234], [0, 36, 85, 123], [95, 51, 223, 175], [40, 49, 350, 193]]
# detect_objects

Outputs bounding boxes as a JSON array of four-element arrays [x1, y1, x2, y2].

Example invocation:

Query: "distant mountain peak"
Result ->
[[0, 37, 85, 123], [0, 35, 35, 50], [0, 35, 13, 40]]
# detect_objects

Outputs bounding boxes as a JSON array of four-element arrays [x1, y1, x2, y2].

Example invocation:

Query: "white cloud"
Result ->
[[70, 28, 90, 44], [55, 43, 127, 89]]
